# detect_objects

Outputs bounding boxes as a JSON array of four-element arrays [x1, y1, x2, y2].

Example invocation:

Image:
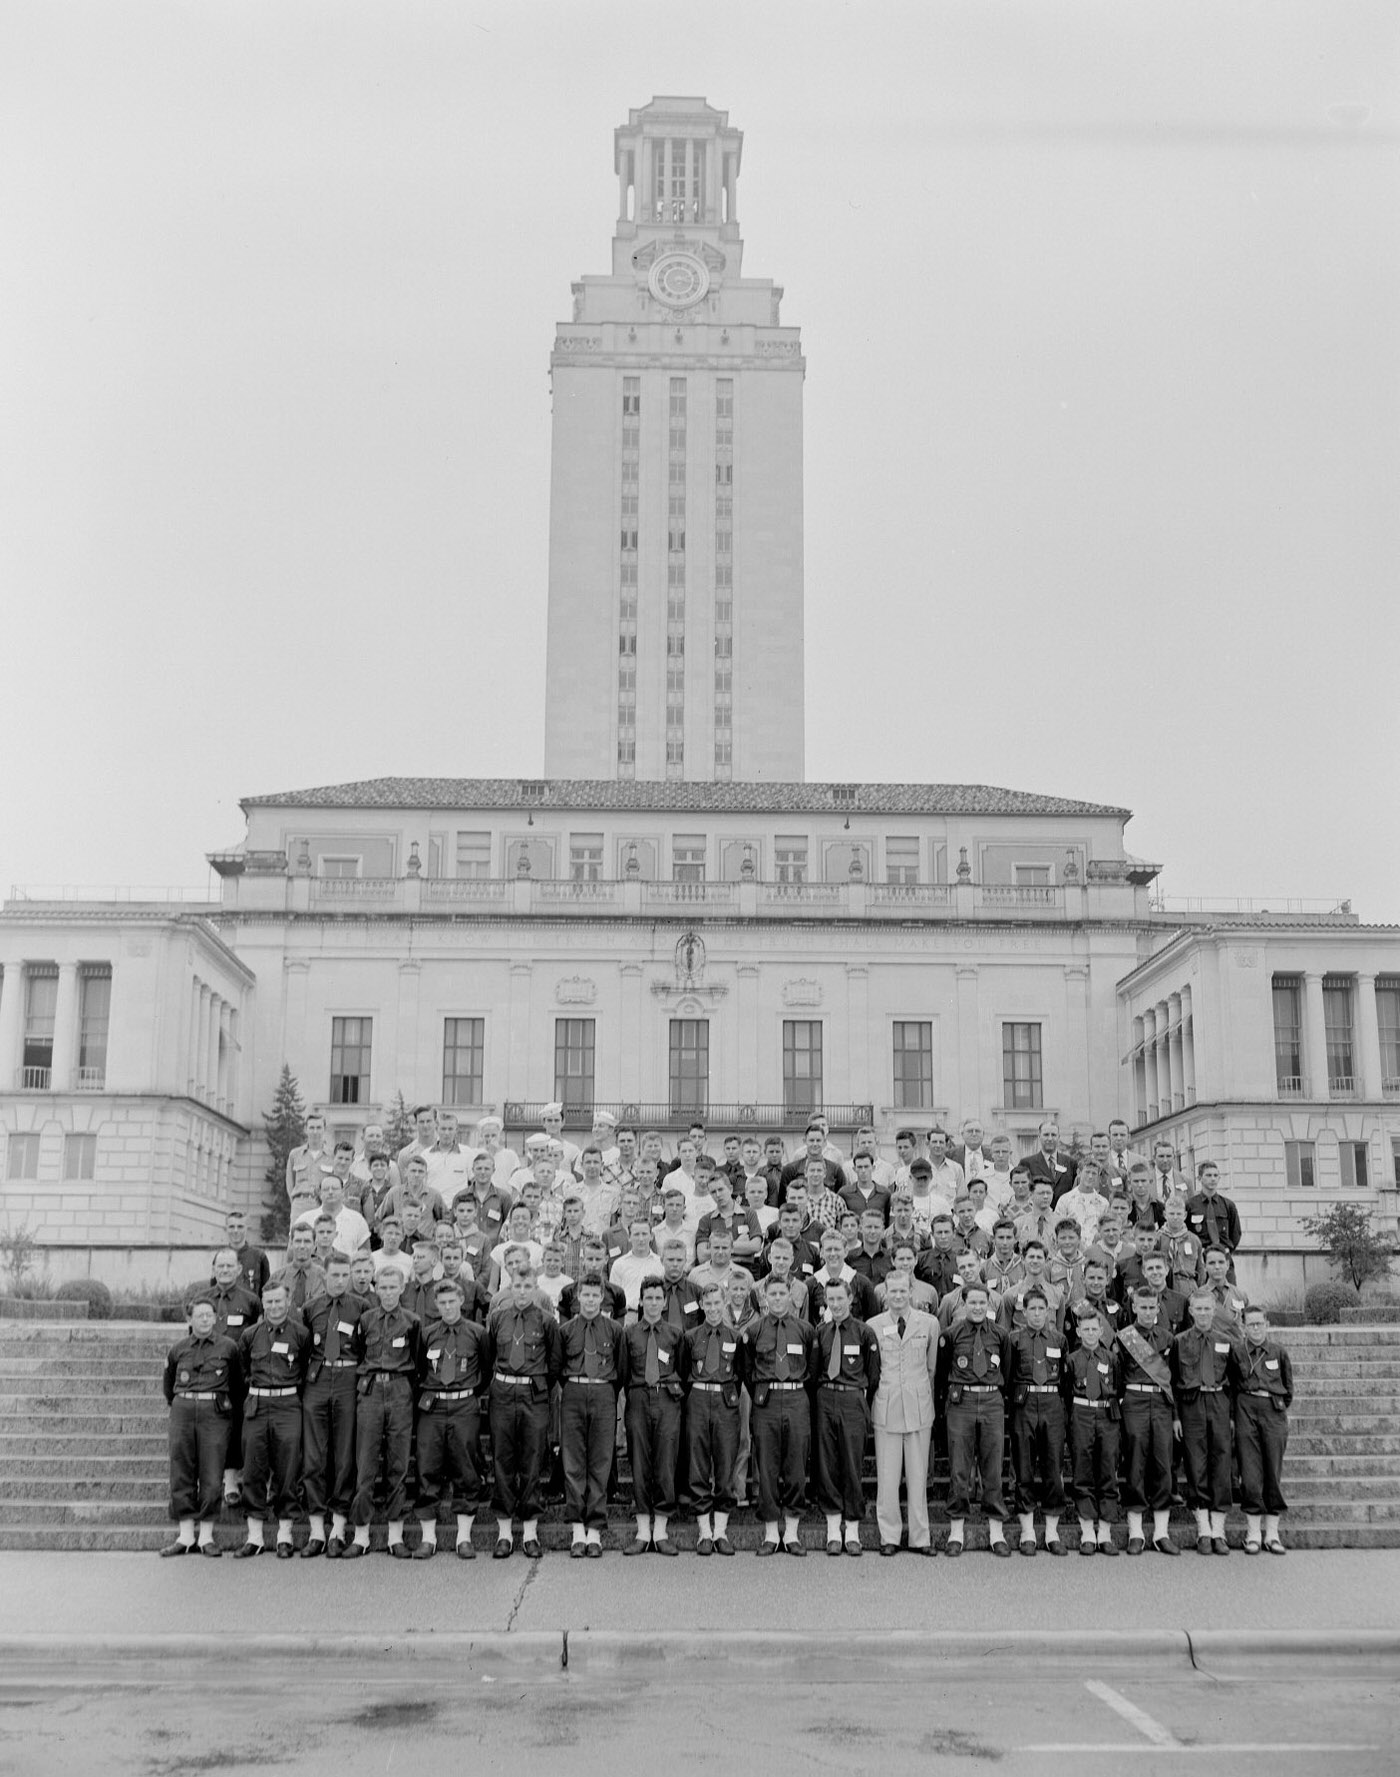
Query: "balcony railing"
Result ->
[[868, 884, 955, 909], [981, 884, 1061, 909], [1329, 1075, 1357, 1096], [759, 882, 843, 908], [422, 877, 509, 903], [1277, 1075, 1305, 1097], [503, 1100, 876, 1134], [311, 877, 400, 902], [19, 1066, 51, 1090], [76, 1067, 106, 1091], [643, 881, 738, 908]]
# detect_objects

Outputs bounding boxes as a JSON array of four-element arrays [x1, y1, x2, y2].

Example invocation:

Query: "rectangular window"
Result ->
[[1379, 977, 1400, 1090], [77, 966, 111, 1089], [554, 1018, 595, 1110], [892, 1021, 934, 1110], [672, 836, 706, 882], [669, 1018, 710, 1114], [320, 856, 361, 879], [1272, 975, 1303, 1094], [21, 965, 58, 1089], [63, 1132, 97, 1181], [569, 833, 604, 882], [783, 1021, 823, 1114], [886, 837, 920, 885], [1002, 1022, 1043, 1111], [6, 1132, 40, 1178], [442, 1017, 485, 1108], [1323, 975, 1355, 1092], [1339, 1140, 1369, 1192], [775, 838, 808, 884], [455, 832, 492, 879], [1285, 1139, 1316, 1190], [1014, 864, 1051, 886], [329, 1016, 372, 1105], [621, 376, 640, 417]]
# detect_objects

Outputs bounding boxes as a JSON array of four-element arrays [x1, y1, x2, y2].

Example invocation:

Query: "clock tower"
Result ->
[[542, 97, 805, 784]]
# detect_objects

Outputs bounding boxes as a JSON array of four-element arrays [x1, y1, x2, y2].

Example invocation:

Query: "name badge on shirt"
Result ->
[[1265, 1359, 1279, 1371], [1214, 1342, 1231, 1354], [843, 1344, 860, 1356], [684, 1302, 699, 1315], [1097, 1362, 1110, 1374], [722, 1341, 736, 1354], [1046, 1347, 1061, 1358], [338, 1321, 354, 1336], [787, 1343, 804, 1355], [658, 1348, 671, 1366], [427, 1348, 441, 1362], [392, 1337, 405, 1348], [227, 1314, 244, 1327], [271, 1341, 289, 1355], [989, 1352, 1000, 1366]]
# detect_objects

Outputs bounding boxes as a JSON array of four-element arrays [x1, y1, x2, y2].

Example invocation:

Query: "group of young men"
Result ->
[[160, 1107, 1293, 1560]]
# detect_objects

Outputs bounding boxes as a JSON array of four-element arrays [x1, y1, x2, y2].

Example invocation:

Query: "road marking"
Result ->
[[1084, 1680, 1181, 1747], [1020, 1747, 1379, 1756]]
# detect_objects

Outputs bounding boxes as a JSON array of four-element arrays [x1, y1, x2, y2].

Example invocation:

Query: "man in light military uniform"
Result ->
[[286, 1112, 336, 1224], [868, 1270, 939, 1555], [474, 1115, 521, 1194], [540, 1103, 582, 1173]]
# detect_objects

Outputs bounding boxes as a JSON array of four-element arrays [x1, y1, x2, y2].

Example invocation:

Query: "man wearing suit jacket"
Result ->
[[948, 1118, 993, 1183], [1025, 1119, 1077, 1205], [868, 1271, 940, 1555]]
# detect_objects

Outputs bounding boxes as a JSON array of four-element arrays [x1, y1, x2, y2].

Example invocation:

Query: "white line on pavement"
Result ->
[[1020, 1747, 1380, 1757], [1085, 1679, 1182, 1747]]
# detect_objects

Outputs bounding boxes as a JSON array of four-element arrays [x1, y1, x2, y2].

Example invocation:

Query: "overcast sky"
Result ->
[[2, 1, 1396, 915]]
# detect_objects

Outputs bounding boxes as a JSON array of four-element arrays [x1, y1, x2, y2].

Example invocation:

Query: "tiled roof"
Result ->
[[242, 778, 1130, 819]]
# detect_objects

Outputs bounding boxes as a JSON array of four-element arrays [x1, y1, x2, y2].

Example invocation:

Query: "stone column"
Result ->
[[49, 962, 79, 1092], [196, 985, 212, 1101], [1180, 986, 1197, 1105], [0, 961, 25, 1089], [1166, 992, 1183, 1112], [1303, 972, 1330, 1098], [1356, 973, 1384, 1100], [1154, 1004, 1172, 1120], [207, 994, 222, 1110]]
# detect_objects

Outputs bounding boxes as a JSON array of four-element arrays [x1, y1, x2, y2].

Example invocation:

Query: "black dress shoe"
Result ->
[[158, 1541, 192, 1558], [1019, 1539, 1037, 1557], [200, 1542, 222, 1557], [712, 1537, 735, 1557], [325, 1537, 344, 1559], [341, 1541, 366, 1559], [570, 1543, 587, 1559], [1154, 1537, 1180, 1557], [848, 1542, 866, 1557], [879, 1542, 899, 1556], [1197, 1535, 1213, 1556], [826, 1540, 843, 1557], [522, 1540, 543, 1560], [653, 1538, 679, 1557], [755, 1540, 779, 1557], [232, 1542, 262, 1559], [387, 1542, 410, 1560], [585, 1542, 603, 1559], [301, 1539, 326, 1559], [1126, 1537, 1146, 1556], [493, 1539, 513, 1559], [412, 1543, 435, 1560], [1079, 1540, 1097, 1556], [1046, 1539, 1068, 1557], [1099, 1541, 1120, 1558], [785, 1539, 807, 1558], [456, 1540, 476, 1560], [991, 1541, 1013, 1558], [696, 1537, 715, 1557], [275, 1542, 295, 1560], [623, 1537, 649, 1557], [944, 1540, 963, 1558], [1212, 1537, 1230, 1556]]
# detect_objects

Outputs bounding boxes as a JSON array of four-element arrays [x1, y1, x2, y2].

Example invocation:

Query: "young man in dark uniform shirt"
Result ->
[[160, 1299, 242, 1557], [195, 1248, 262, 1507], [1228, 1305, 1293, 1555], [234, 1279, 311, 1558], [619, 1275, 689, 1554], [347, 1266, 424, 1559], [300, 1251, 368, 1557], [559, 1275, 623, 1558], [1064, 1260, 1125, 1352], [1116, 1285, 1179, 1555], [744, 1270, 816, 1556], [1007, 1287, 1069, 1555], [1062, 1306, 1121, 1555], [414, 1275, 489, 1559], [683, 1282, 746, 1555], [223, 1211, 271, 1297], [936, 1282, 1012, 1556], [1171, 1288, 1237, 1555], [810, 1277, 881, 1556], [484, 1269, 563, 1559]]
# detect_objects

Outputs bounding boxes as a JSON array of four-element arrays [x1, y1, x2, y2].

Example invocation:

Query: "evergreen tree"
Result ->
[[261, 1064, 306, 1242], [383, 1088, 415, 1157]]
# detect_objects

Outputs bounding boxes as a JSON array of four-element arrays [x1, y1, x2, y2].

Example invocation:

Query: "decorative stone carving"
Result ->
[[675, 932, 706, 988], [555, 976, 597, 1005], [556, 334, 603, 352], [782, 978, 822, 1007]]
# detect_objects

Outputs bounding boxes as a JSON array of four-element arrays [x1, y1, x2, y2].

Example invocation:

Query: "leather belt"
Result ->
[[564, 1376, 613, 1386], [1191, 1385, 1224, 1394], [1126, 1383, 1164, 1392], [1025, 1385, 1059, 1393], [249, 1386, 298, 1397], [432, 1389, 479, 1402], [1073, 1397, 1111, 1408], [176, 1391, 216, 1401], [494, 1374, 538, 1385], [320, 1359, 357, 1369], [690, 1381, 729, 1392], [959, 1384, 1000, 1393], [764, 1381, 805, 1391]]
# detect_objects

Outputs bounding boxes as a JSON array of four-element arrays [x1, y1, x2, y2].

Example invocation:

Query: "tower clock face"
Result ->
[[648, 253, 710, 308]]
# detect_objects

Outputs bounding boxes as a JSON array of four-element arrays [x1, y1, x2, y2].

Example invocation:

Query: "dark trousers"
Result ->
[[1069, 1405, 1120, 1521], [301, 1369, 358, 1516], [945, 1391, 1007, 1520], [416, 1397, 484, 1517], [241, 1397, 302, 1519], [489, 1380, 551, 1521], [813, 1387, 867, 1521], [1011, 1397, 1067, 1513], [625, 1385, 683, 1516], [561, 1384, 616, 1528], [1120, 1392, 1174, 1511], [1234, 1394, 1289, 1514], [1179, 1391, 1233, 1512], [352, 1374, 413, 1524], [225, 1396, 245, 1472], [168, 1397, 230, 1521], [751, 1387, 811, 1522], [684, 1388, 740, 1516]]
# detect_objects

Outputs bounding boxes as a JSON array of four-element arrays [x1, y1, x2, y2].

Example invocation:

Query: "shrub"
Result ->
[[52, 1277, 115, 1319], [1303, 1280, 1362, 1324], [1301, 1202, 1395, 1291]]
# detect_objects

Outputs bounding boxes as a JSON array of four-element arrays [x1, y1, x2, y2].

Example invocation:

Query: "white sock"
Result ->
[[654, 1514, 668, 1540], [697, 1513, 713, 1541], [586, 1527, 601, 1546], [713, 1512, 729, 1539], [783, 1514, 800, 1544], [388, 1518, 404, 1548], [223, 1468, 239, 1492], [1263, 1514, 1281, 1543], [988, 1518, 1006, 1546], [1097, 1520, 1114, 1546], [1245, 1513, 1262, 1544], [636, 1512, 650, 1540], [522, 1518, 538, 1541], [1045, 1514, 1060, 1542], [177, 1517, 196, 1547], [1079, 1517, 1096, 1544], [276, 1518, 293, 1546], [845, 1524, 862, 1547], [763, 1519, 780, 1545], [353, 1525, 370, 1548], [1210, 1511, 1226, 1539], [456, 1514, 475, 1547], [825, 1513, 842, 1541], [308, 1513, 326, 1543], [1127, 1510, 1144, 1541], [419, 1520, 437, 1548], [949, 1517, 965, 1542], [245, 1517, 264, 1547], [1153, 1509, 1170, 1541], [1018, 1512, 1035, 1542], [197, 1521, 214, 1547], [1195, 1509, 1211, 1537], [572, 1523, 587, 1546], [331, 1512, 348, 1539]]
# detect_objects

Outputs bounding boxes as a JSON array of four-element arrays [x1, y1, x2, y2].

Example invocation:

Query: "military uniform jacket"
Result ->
[[1114, 1320, 1175, 1395], [484, 1300, 563, 1384], [304, 1290, 370, 1379], [1062, 1344, 1120, 1411], [743, 1312, 816, 1387], [163, 1330, 241, 1405], [196, 1281, 262, 1341], [868, 1309, 938, 1433], [1227, 1338, 1293, 1409], [1170, 1325, 1236, 1399], [353, 1305, 424, 1378], [936, 1318, 1011, 1405], [1007, 1324, 1068, 1405], [559, 1312, 624, 1384], [684, 1318, 747, 1394], [420, 1316, 489, 1398], [238, 1316, 312, 1392], [618, 1318, 689, 1395], [812, 1317, 881, 1405]]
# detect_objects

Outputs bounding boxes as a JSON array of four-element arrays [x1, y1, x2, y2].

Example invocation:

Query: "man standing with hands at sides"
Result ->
[[1007, 1288, 1069, 1556], [744, 1270, 816, 1556], [347, 1265, 423, 1560], [559, 1274, 624, 1558], [1171, 1289, 1237, 1556], [1229, 1305, 1293, 1555], [160, 1299, 242, 1557], [684, 1283, 745, 1556], [286, 1111, 334, 1224], [619, 1276, 688, 1555], [300, 1251, 367, 1558], [811, 1277, 880, 1557], [1062, 1305, 1122, 1556], [234, 1281, 310, 1559], [1116, 1285, 1180, 1556], [936, 1282, 1012, 1556], [868, 1270, 938, 1556], [413, 1276, 488, 1560], [485, 1268, 563, 1559]]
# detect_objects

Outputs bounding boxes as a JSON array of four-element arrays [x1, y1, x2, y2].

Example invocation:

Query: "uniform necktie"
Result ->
[[896, 1315, 906, 1340], [972, 1334, 988, 1379], [441, 1342, 457, 1386], [667, 1289, 684, 1331], [510, 1311, 525, 1369], [644, 1328, 660, 1385], [707, 1330, 722, 1377], [1205, 1200, 1220, 1247], [584, 1324, 597, 1376], [828, 1325, 842, 1379], [1200, 1337, 1213, 1388], [1085, 1359, 1100, 1401], [1033, 1337, 1047, 1386], [775, 1320, 791, 1380], [324, 1310, 340, 1363]]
